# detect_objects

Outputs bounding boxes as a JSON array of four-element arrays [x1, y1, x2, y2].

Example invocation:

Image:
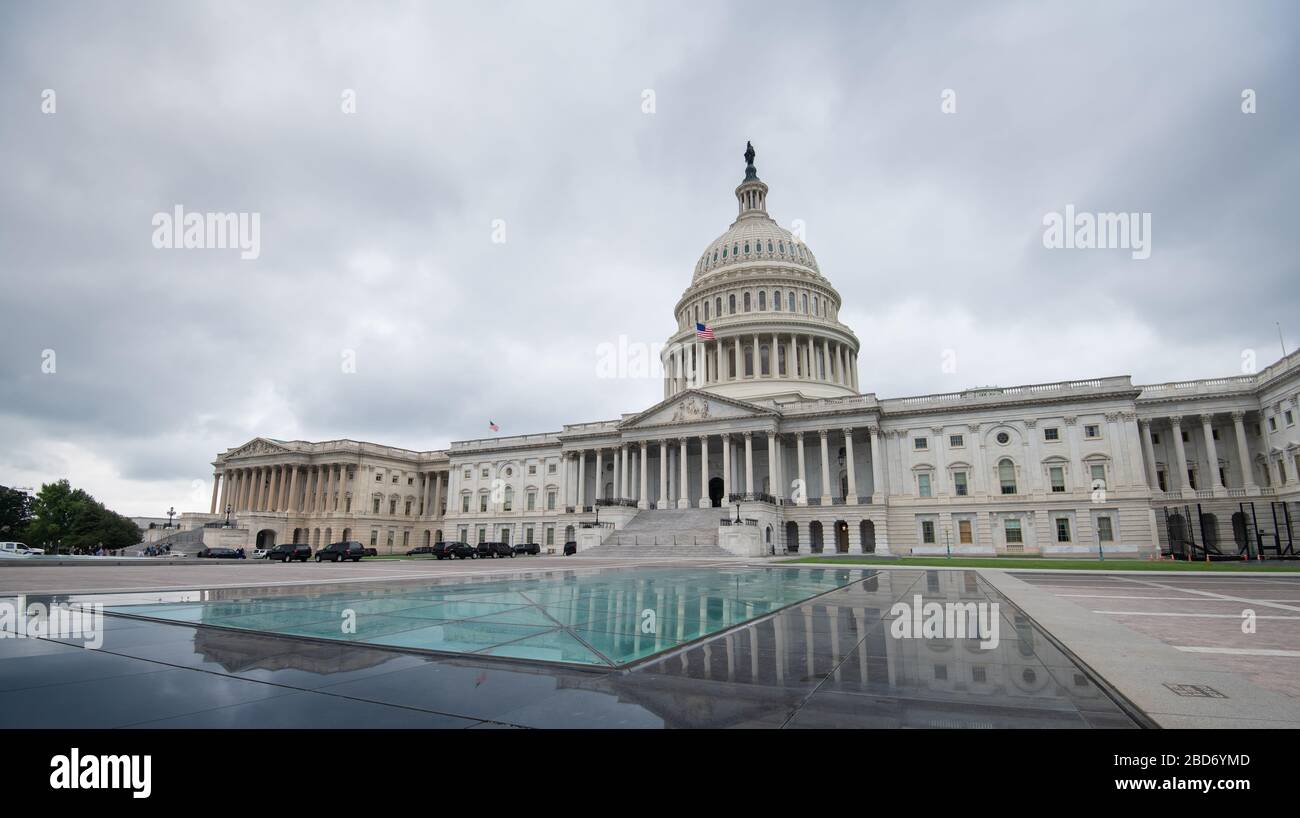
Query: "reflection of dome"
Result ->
[[663, 142, 861, 402]]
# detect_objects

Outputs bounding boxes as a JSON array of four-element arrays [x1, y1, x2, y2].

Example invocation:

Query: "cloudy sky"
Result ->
[[1, 0, 1296, 516]]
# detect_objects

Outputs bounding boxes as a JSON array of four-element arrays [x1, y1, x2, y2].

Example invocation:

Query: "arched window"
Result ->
[[504, 486, 513, 511], [772, 290, 781, 310], [758, 291, 766, 311], [722, 246, 728, 258], [744, 346, 754, 377], [703, 301, 710, 320], [999, 459, 1017, 494], [766, 240, 773, 253], [716, 297, 722, 316], [760, 344, 770, 375], [743, 292, 751, 311], [788, 291, 795, 311], [779, 241, 785, 254], [802, 293, 809, 313], [728, 294, 736, 314]]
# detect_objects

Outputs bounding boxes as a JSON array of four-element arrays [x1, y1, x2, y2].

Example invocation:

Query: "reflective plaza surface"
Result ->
[[0, 567, 1139, 728]]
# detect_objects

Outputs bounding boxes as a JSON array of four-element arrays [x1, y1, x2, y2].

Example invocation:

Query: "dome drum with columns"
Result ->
[[663, 142, 861, 402]]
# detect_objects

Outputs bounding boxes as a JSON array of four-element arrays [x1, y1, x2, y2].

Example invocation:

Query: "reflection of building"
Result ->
[[198, 146, 1300, 557]]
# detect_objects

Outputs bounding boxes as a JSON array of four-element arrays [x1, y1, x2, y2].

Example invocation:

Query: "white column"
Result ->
[[678, 438, 689, 509], [433, 472, 443, 518], [767, 432, 777, 499], [698, 435, 710, 508], [844, 428, 858, 504], [721, 434, 732, 500], [743, 431, 754, 495], [577, 450, 586, 509], [819, 429, 832, 504], [210, 473, 221, 514], [639, 442, 649, 509], [560, 453, 570, 509], [1202, 414, 1224, 495], [594, 449, 604, 501], [286, 467, 298, 512], [1170, 416, 1191, 497], [657, 441, 668, 509], [620, 444, 629, 498], [796, 432, 808, 505], [869, 426, 883, 503], [1233, 412, 1257, 492], [1139, 419, 1159, 490]]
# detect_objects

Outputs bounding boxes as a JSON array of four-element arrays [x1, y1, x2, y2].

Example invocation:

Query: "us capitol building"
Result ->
[[196, 145, 1300, 558]]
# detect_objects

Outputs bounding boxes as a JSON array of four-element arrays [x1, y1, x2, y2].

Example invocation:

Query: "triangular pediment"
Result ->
[[620, 390, 778, 430], [226, 437, 291, 458]]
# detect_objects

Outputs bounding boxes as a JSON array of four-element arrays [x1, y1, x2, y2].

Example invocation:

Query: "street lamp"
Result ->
[[944, 526, 952, 560], [733, 500, 742, 524], [166, 506, 176, 529], [224, 504, 233, 528]]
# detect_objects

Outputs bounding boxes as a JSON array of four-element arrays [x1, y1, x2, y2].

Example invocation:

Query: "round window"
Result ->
[[996, 432, 1010, 445], [504, 468, 512, 477]]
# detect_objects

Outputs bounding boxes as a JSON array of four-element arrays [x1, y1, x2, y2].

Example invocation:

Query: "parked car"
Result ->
[[512, 542, 541, 556], [475, 541, 513, 559], [563, 541, 578, 556], [434, 541, 475, 560], [364, 547, 378, 557], [268, 543, 312, 562], [405, 545, 435, 556], [252, 548, 269, 559], [316, 541, 366, 562], [0, 542, 44, 558], [196, 547, 243, 559]]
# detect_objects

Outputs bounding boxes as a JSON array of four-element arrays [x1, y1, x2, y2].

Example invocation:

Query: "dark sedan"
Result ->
[[512, 542, 541, 555], [196, 547, 244, 559]]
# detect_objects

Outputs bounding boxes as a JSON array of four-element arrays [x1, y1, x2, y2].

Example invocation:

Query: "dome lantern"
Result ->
[[735, 140, 769, 220]]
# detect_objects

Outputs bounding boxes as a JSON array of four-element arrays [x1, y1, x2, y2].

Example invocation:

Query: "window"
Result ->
[[802, 293, 808, 313], [372, 498, 381, 513], [388, 499, 397, 515], [996, 431, 1010, 445], [958, 520, 972, 544], [369, 529, 377, 546], [548, 463, 557, 474], [1050, 466, 1065, 493], [525, 526, 534, 543], [729, 294, 736, 314], [480, 468, 489, 478], [1056, 518, 1071, 542], [787, 291, 795, 311], [1287, 410, 1295, 426], [1097, 516, 1114, 542], [461, 495, 470, 513], [743, 292, 751, 311], [391, 475, 398, 483], [458, 527, 468, 542], [914, 436, 928, 450], [1090, 464, 1106, 488], [917, 474, 932, 498], [478, 494, 488, 512], [758, 291, 766, 310], [545, 527, 555, 546], [407, 477, 414, 485], [546, 491, 556, 511], [1268, 417, 1277, 432], [998, 459, 1017, 494], [404, 500, 412, 515], [773, 290, 782, 311], [528, 465, 536, 475], [477, 527, 486, 544], [1157, 470, 1167, 492], [1187, 469, 1197, 490], [375, 473, 383, 482], [954, 471, 968, 496], [704, 301, 709, 320], [526, 491, 536, 511], [922, 520, 935, 544], [463, 469, 471, 479], [503, 487, 513, 511], [1004, 519, 1023, 544], [402, 531, 410, 547], [1044, 427, 1059, 441], [949, 434, 964, 448], [1084, 424, 1100, 439]]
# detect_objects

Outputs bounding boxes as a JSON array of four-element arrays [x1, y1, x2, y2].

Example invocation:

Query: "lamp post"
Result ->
[[733, 500, 742, 524], [166, 506, 176, 529], [944, 526, 951, 560], [224, 504, 233, 528]]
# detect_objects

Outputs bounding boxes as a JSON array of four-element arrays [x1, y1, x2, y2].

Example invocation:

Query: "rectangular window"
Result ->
[[375, 473, 383, 482], [525, 527, 534, 543], [526, 492, 536, 511], [949, 434, 964, 448], [1056, 518, 1071, 542], [404, 500, 412, 515], [386, 530, 394, 548], [1090, 464, 1106, 487], [372, 498, 381, 514], [545, 527, 554, 545], [481, 468, 489, 478], [402, 531, 410, 546], [548, 463, 557, 474], [1097, 516, 1114, 543], [1050, 466, 1065, 492], [1044, 427, 1059, 441], [1268, 417, 1278, 432], [476, 527, 486, 544], [1085, 424, 1100, 439], [921, 520, 935, 544], [461, 495, 470, 513], [479, 494, 489, 512], [1004, 519, 1023, 544], [547, 491, 556, 510], [369, 529, 377, 546], [914, 437, 928, 450], [388, 499, 397, 514], [954, 472, 968, 496], [463, 469, 470, 479], [1287, 410, 1295, 426], [458, 526, 468, 542], [1187, 469, 1197, 490], [529, 465, 537, 475], [1157, 470, 1166, 492], [958, 520, 972, 544], [917, 474, 931, 498]]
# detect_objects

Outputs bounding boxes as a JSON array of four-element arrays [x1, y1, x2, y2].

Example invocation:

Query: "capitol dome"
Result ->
[[661, 143, 861, 403]]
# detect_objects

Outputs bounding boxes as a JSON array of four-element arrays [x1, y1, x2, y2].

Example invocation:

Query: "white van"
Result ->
[[0, 542, 45, 557]]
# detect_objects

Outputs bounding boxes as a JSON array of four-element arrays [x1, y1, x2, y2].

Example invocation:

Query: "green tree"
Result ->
[[22, 480, 141, 553], [0, 485, 33, 540]]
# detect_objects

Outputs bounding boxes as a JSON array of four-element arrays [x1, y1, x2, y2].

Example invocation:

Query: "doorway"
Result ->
[[708, 477, 724, 507], [835, 520, 849, 553]]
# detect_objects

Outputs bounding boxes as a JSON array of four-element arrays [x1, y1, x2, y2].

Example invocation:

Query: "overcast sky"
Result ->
[[1, 0, 1296, 517]]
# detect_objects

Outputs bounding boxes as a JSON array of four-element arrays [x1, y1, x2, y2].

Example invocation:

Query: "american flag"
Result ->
[[695, 322, 715, 340], [488, 420, 499, 432]]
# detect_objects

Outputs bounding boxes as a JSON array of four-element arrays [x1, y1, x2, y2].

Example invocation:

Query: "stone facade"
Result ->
[[200, 148, 1300, 557]]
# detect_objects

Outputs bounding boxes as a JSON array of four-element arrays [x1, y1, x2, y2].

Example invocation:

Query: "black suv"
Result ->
[[405, 545, 435, 556], [197, 547, 243, 559], [475, 541, 513, 559], [512, 542, 541, 556], [269, 543, 312, 562], [439, 541, 475, 560], [563, 541, 578, 556], [316, 541, 367, 562]]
